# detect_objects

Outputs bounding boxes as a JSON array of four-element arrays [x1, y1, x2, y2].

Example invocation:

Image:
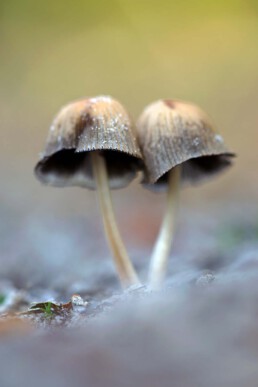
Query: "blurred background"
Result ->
[[0, 0, 257, 291]]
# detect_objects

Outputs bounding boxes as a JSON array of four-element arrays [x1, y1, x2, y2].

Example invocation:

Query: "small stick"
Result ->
[[91, 151, 140, 288], [148, 165, 181, 288]]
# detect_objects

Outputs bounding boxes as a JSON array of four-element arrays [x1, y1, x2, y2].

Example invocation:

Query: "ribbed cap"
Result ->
[[136, 99, 235, 188], [35, 96, 143, 189]]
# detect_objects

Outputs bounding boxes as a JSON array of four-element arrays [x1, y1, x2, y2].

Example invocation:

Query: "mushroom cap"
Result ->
[[136, 99, 235, 189], [35, 96, 143, 189]]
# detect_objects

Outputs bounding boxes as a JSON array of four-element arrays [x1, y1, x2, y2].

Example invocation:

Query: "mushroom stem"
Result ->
[[91, 151, 140, 288], [148, 165, 181, 288]]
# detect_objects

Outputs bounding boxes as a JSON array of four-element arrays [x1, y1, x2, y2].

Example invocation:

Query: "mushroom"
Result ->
[[136, 99, 235, 288], [35, 96, 143, 288]]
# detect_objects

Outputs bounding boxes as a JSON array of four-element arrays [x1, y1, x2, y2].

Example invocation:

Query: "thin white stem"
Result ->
[[148, 165, 181, 289], [91, 151, 140, 288]]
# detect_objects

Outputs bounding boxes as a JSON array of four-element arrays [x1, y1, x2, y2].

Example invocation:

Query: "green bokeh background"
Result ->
[[1, 0, 257, 221]]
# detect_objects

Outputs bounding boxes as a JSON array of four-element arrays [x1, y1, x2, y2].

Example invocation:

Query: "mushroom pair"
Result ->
[[35, 96, 234, 289]]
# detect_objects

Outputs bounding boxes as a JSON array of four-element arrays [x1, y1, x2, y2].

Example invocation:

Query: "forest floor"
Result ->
[[1, 205, 258, 387]]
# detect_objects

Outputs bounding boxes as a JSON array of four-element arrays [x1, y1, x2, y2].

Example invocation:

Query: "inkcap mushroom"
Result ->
[[35, 96, 143, 288], [136, 99, 235, 288]]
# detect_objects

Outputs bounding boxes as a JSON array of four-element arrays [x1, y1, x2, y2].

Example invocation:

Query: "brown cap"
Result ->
[[136, 99, 235, 187], [35, 96, 143, 189]]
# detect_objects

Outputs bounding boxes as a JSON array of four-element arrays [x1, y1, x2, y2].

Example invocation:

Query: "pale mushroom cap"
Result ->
[[136, 99, 235, 187], [35, 96, 143, 189]]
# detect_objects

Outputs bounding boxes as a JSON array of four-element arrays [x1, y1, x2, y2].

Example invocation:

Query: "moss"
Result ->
[[0, 294, 6, 305], [218, 221, 258, 249]]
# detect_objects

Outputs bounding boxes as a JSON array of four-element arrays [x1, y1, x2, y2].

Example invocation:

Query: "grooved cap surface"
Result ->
[[136, 99, 235, 188], [35, 96, 143, 189]]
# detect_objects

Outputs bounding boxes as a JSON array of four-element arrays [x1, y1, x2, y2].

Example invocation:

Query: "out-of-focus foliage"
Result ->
[[1, 0, 258, 108], [0, 0, 257, 254], [1, 1, 257, 204]]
